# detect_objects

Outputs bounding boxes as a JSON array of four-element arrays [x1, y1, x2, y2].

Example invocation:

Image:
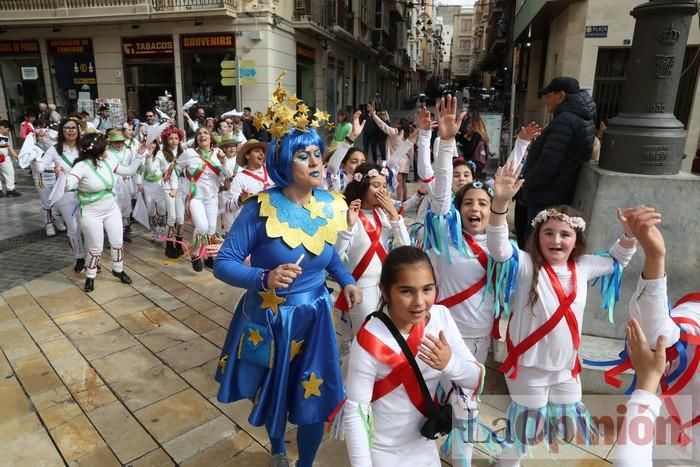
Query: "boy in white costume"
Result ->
[[105, 130, 136, 242], [0, 120, 21, 197]]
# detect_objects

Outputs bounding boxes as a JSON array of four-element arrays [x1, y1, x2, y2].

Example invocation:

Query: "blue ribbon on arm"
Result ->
[[590, 251, 623, 324]]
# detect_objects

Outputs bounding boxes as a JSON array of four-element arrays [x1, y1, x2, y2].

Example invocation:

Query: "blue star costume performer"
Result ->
[[213, 184, 354, 439]]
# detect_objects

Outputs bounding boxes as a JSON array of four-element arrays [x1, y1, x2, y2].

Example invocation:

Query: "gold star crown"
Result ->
[[253, 71, 331, 142]]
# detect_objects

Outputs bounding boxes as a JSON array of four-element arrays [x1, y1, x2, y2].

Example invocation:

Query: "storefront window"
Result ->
[[0, 40, 47, 135], [122, 36, 175, 119], [48, 39, 97, 117], [296, 44, 316, 108], [181, 33, 236, 118]]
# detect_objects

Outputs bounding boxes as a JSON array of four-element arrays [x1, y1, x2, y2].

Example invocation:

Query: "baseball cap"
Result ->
[[539, 76, 580, 96]]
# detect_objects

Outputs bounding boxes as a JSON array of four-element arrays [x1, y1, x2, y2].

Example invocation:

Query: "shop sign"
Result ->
[[122, 36, 174, 58], [585, 25, 608, 38], [48, 39, 93, 55], [21, 67, 38, 80], [296, 44, 316, 61], [181, 33, 235, 50], [0, 40, 40, 54]]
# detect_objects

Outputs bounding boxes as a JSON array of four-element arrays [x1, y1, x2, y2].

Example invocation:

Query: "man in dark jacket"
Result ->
[[521, 76, 596, 237]]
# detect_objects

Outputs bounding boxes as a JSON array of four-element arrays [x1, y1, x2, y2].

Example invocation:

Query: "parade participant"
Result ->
[[324, 111, 366, 192], [342, 245, 484, 466], [217, 133, 244, 236], [20, 111, 36, 141], [30, 128, 64, 237], [146, 125, 185, 258], [620, 209, 700, 465], [367, 103, 410, 201], [93, 105, 112, 134], [0, 120, 21, 197], [213, 77, 360, 467], [486, 160, 638, 465], [332, 109, 352, 146], [224, 138, 271, 230], [59, 133, 147, 292], [122, 121, 139, 152], [138, 110, 158, 141], [335, 162, 410, 339], [38, 118, 85, 271], [178, 127, 233, 271], [105, 130, 136, 242]]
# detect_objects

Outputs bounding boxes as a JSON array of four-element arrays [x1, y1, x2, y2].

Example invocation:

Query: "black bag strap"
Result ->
[[368, 311, 439, 418]]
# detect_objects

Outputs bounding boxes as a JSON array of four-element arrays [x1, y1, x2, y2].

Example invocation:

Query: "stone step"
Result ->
[[490, 331, 633, 395]]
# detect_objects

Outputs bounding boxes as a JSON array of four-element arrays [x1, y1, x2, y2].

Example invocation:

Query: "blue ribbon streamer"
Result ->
[[590, 251, 623, 324]]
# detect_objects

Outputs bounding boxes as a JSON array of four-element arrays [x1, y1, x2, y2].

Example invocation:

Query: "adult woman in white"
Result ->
[[58, 133, 147, 292], [39, 118, 85, 272]]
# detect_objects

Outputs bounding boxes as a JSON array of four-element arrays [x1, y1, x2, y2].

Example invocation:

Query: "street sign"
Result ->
[[221, 77, 237, 86], [585, 25, 608, 38], [220, 69, 237, 78], [220, 60, 236, 69], [240, 68, 256, 78]]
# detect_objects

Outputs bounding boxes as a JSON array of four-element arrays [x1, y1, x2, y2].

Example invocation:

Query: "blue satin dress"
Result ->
[[213, 187, 354, 439]]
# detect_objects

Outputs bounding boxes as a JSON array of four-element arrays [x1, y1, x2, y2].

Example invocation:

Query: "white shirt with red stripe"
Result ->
[[335, 208, 410, 289], [629, 277, 700, 463], [227, 165, 273, 212], [486, 223, 636, 382], [177, 147, 232, 200], [343, 305, 483, 467], [431, 233, 494, 338]]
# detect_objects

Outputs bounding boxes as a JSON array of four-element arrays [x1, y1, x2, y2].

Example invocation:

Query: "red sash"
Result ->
[[499, 261, 581, 379], [193, 148, 221, 182], [356, 321, 431, 416], [335, 209, 387, 312], [437, 234, 488, 308], [241, 165, 270, 189]]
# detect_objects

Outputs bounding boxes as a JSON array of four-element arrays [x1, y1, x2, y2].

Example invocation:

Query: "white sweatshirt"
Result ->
[[145, 150, 179, 191], [343, 305, 482, 467], [614, 389, 661, 467], [176, 147, 233, 200]]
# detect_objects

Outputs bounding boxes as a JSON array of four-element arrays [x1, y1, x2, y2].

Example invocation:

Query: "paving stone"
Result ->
[[110, 364, 188, 412], [134, 388, 220, 443], [58, 311, 121, 340], [102, 293, 155, 317], [0, 376, 36, 425], [73, 384, 118, 412], [0, 319, 40, 361], [70, 445, 121, 467], [91, 346, 162, 384], [73, 327, 140, 361], [157, 336, 220, 372], [87, 401, 158, 464], [13, 352, 64, 396], [180, 358, 220, 399], [37, 399, 84, 430], [0, 412, 65, 467], [125, 448, 175, 467], [50, 414, 108, 461], [162, 415, 239, 463]]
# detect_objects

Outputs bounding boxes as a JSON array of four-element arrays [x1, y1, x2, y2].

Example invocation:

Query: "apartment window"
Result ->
[[461, 18, 472, 33], [458, 58, 469, 71], [459, 39, 467, 51]]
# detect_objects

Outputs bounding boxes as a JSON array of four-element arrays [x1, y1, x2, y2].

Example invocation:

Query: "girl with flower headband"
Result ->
[[335, 162, 411, 357], [213, 119, 362, 467], [56, 133, 150, 292], [177, 127, 233, 271], [144, 125, 185, 258], [487, 159, 640, 464]]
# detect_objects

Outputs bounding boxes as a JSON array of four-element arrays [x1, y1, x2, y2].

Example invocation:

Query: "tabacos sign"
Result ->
[[122, 36, 174, 58]]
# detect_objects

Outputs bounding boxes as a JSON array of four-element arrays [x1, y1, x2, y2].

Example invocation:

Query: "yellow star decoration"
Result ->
[[252, 113, 265, 132], [259, 289, 286, 314], [314, 110, 331, 123], [294, 114, 310, 130], [218, 355, 228, 370], [301, 372, 323, 399], [270, 124, 285, 140], [310, 119, 320, 128], [289, 339, 304, 362], [326, 123, 335, 132], [303, 197, 325, 220], [297, 103, 310, 115], [287, 94, 300, 107], [248, 328, 264, 347]]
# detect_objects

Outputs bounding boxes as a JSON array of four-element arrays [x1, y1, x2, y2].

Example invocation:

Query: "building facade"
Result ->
[[436, 4, 461, 83], [0, 0, 415, 133], [450, 7, 475, 82], [512, 0, 700, 171]]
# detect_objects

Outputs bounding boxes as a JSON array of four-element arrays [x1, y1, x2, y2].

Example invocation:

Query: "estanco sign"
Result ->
[[122, 36, 174, 58]]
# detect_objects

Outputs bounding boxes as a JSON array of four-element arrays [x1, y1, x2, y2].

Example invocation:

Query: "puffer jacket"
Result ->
[[522, 90, 596, 206]]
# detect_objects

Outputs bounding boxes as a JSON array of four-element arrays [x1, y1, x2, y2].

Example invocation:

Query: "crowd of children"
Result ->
[[13, 87, 696, 467]]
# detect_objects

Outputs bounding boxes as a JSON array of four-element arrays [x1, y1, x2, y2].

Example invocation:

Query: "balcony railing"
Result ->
[[294, 0, 333, 30], [0, 0, 236, 21], [336, 0, 354, 34]]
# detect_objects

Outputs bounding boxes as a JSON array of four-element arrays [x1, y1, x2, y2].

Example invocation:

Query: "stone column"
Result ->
[[598, 0, 698, 174]]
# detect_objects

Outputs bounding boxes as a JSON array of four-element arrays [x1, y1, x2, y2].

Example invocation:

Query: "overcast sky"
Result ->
[[437, 0, 477, 6]]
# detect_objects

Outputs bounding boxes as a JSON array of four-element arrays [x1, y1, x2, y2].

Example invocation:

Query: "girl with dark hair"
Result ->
[[38, 118, 85, 271], [368, 103, 411, 201], [178, 127, 233, 271], [145, 125, 185, 258], [332, 109, 352, 144], [325, 111, 366, 192], [342, 245, 483, 466], [57, 133, 148, 292], [213, 98, 361, 466], [487, 159, 639, 464], [335, 162, 410, 345]]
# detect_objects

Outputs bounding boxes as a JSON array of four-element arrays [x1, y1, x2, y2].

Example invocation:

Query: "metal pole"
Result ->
[[507, 45, 518, 159], [236, 54, 242, 110]]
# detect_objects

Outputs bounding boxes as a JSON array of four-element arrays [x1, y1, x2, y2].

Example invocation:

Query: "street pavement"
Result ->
[[0, 155, 620, 466]]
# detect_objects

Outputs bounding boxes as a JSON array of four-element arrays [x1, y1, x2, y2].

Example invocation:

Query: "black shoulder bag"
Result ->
[[368, 311, 452, 439]]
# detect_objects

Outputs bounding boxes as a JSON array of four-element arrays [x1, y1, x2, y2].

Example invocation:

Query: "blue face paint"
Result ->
[[293, 145, 321, 167]]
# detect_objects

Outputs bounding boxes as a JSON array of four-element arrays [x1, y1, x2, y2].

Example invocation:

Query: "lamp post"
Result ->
[[598, 0, 698, 174]]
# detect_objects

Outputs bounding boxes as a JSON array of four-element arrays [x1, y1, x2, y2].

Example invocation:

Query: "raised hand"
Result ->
[[619, 206, 664, 257], [493, 159, 524, 203], [350, 111, 366, 140], [418, 331, 452, 370], [627, 318, 666, 393], [435, 95, 467, 141], [518, 121, 541, 142], [347, 198, 361, 229], [415, 106, 432, 132]]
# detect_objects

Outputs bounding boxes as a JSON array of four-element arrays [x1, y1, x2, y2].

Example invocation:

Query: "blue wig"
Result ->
[[266, 128, 325, 188]]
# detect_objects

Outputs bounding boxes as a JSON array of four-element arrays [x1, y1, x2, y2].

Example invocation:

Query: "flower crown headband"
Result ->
[[353, 167, 389, 182], [160, 125, 185, 142], [468, 180, 494, 198], [531, 208, 586, 232], [252, 71, 332, 164]]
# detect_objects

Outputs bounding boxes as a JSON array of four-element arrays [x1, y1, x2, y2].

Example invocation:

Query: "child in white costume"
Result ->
[[335, 162, 410, 338], [623, 209, 700, 465], [177, 127, 233, 272], [59, 133, 146, 293], [487, 160, 638, 465], [38, 118, 86, 272], [343, 246, 484, 467], [145, 125, 185, 258], [217, 133, 243, 235], [224, 138, 271, 230], [105, 130, 136, 242]]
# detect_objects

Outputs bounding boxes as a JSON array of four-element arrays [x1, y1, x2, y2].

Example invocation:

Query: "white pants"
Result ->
[[114, 176, 133, 224], [175, 192, 186, 226], [142, 181, 165, 219], [33, 171, 60, 225], [0, 158, 15, 191], [54, 192, 84, 259], [190, 196, 218, 237], [219, 191, 234, 235], [79, 199, 124, 279], [163, 190, 177, 227], [463, 335, 491, 365]]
